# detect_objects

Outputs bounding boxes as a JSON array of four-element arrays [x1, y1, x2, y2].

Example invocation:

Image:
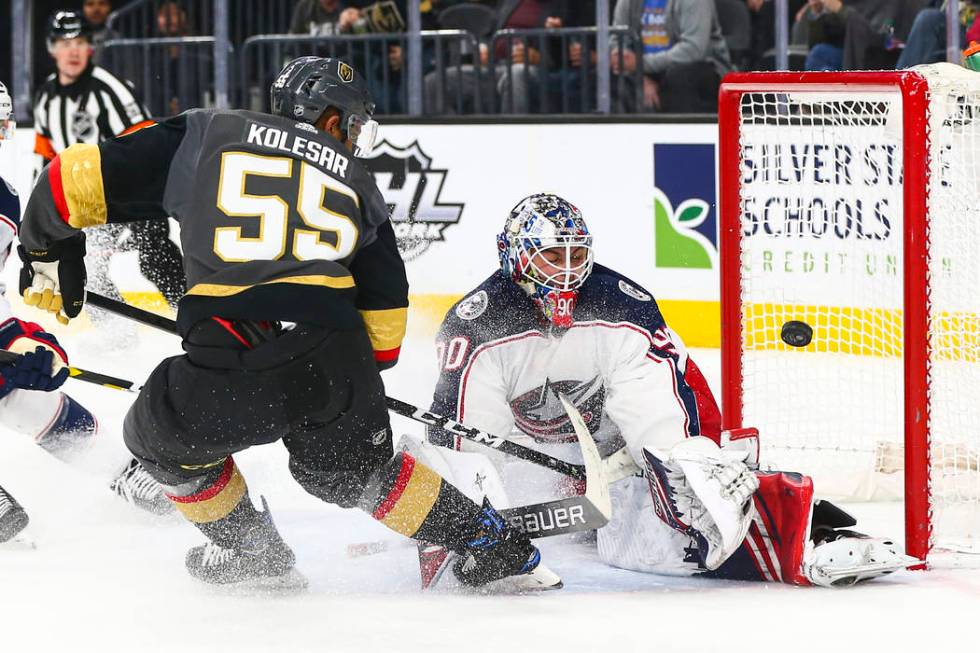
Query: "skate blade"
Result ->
[[204, 568, 310, 596], [811, 556, 918, 587], [484, 565, 564, 594], [0, 533, 37, 550], [429, 562, 564, 594]]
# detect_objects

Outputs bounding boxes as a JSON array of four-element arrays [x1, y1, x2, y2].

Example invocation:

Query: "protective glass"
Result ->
[[346, 114, 378, 157]]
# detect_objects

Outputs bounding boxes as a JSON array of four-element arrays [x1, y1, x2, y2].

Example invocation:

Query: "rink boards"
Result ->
[[3, 121, 723, 344]]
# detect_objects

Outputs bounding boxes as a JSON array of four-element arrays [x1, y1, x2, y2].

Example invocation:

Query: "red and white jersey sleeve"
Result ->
[[601, 321, 711, 458]]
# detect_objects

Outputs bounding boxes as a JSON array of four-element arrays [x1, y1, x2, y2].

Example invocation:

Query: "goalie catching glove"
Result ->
[[18, 234, 87, 325], [643, 436, 759, 570]]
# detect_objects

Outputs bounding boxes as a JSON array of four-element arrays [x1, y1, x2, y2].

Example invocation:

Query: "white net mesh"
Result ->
[[920, 64, 980, 550], [732, 66, 980, 554]]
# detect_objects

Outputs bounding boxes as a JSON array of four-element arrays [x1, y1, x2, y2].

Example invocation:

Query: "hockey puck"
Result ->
[[780, 320, 813, 348]]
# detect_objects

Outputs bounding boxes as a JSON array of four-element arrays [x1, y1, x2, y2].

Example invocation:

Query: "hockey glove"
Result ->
[[18, 234, 87, 324], [643, 437, 759, 570], [0, 318, 69, 399]]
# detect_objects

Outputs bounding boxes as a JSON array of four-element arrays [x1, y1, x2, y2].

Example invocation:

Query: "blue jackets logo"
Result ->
[[653, 143, 717, 270]]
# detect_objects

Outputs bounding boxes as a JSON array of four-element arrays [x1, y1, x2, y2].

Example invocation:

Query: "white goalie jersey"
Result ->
[[428, 265, 722, 575], [430, 264, 720, 459]]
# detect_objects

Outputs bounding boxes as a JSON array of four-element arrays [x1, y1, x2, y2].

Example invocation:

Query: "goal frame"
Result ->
[[717, 71, 932, 561]]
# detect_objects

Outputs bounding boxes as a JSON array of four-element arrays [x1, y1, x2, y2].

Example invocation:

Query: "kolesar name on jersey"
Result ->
[[245, 123, 349, 178]]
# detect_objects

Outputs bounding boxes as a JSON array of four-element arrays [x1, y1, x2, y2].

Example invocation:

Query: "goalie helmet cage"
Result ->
[[718, 65, 980, 564]]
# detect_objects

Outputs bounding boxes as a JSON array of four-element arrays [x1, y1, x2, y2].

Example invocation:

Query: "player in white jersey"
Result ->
[[33, 10, 185, 320], [423, 193, 915, 588], [0, 81, 170, 534]]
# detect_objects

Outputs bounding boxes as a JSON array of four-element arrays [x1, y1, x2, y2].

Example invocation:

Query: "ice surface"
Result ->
[[2, 316, 979, 652]]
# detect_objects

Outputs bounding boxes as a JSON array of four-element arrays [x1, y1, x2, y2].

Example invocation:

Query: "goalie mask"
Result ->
[[498, 194, 594, 328]]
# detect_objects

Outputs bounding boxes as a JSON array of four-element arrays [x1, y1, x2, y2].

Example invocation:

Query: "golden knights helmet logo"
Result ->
[[338, 61, 354, 83], [362, 140, 464, 260]]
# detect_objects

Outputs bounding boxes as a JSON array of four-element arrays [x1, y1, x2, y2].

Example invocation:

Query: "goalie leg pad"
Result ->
[[743, 471, 814, 584], [700, 471, 814, 583]]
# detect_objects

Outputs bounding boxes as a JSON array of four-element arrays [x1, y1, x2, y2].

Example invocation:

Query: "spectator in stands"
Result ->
[[155, 1, 210, 114], [424, 1, 582, 114], [547, 1, 596, 111], [492, 1, 590, 113], [743, 0, 807, 69], [157, 0, 187, 37], [289, 0, 362, 36], [796, 0, 925, 71], [610, 0, 733, 113], [286, 1, 444, 114], [83, 0, 118, 52], [896, 1, 978, 69]]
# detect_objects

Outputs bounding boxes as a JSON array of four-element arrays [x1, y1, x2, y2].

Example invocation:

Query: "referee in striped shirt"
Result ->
[[32, 9, 185, 313]]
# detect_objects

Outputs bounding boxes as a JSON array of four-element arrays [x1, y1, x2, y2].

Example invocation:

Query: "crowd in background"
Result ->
[[3, 0, 978, 120]]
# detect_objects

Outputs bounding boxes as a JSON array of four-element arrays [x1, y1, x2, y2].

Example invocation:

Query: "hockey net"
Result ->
[[718, 65, 980, 562]]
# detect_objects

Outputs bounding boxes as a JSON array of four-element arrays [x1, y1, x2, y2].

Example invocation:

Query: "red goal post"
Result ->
[[717, 68, 980, 563]]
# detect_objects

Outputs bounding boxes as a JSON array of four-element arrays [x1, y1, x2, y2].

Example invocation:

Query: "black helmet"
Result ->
[[47, 10, 91, 48], [270, 57, 377, 155]]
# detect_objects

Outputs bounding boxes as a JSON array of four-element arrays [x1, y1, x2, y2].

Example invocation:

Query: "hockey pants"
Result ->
[[122, 320, 394, 513]]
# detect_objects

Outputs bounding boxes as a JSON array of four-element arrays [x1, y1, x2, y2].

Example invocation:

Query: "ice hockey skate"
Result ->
[[185, 498, 307, 591], [109, 458, 175, 516], [434, 498, 563, 593], [803, 530, 917, 588], [0, 485, 29, 544]]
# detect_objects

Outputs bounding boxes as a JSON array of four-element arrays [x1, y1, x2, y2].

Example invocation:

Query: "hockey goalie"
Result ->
[[418, 193, 916, 589]]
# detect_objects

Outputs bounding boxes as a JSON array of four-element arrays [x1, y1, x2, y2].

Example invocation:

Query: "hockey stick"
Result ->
[[502, 394, 611, 537], [0, 349, 137, 392], [84, 292, 614, 535], [86, 291, 178, 334], [385, 396, 588, 480]]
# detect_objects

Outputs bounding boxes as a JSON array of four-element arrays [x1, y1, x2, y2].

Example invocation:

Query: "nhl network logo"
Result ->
[[363, 140, 464, 260]]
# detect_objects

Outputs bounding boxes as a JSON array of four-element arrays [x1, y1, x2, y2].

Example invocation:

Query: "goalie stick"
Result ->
[[501, 394, 611, 537]]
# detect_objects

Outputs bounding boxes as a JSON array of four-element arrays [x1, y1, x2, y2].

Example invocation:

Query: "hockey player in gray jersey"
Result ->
[[16, 57, 560, 590]]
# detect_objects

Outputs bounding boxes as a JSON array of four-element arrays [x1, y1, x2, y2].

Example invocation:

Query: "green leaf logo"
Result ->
[[677, 204, 705, 224], [654, 188, 715, 270]]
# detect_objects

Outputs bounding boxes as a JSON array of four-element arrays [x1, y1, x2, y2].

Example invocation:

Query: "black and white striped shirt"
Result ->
[[33, 63, 151, 160]]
